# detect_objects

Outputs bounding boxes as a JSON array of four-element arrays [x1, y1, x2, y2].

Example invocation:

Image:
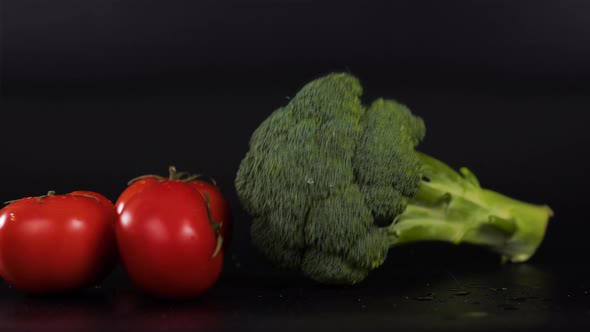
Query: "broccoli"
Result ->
[[235, 73, 553, 285]]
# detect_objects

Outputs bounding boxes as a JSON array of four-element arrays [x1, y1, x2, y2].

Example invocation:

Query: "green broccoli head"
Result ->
[[236, 73, 553, 285], [236, 73, 427, 283]]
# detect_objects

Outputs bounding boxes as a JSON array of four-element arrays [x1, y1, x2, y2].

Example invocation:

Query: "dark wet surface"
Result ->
[[1, 66, 588, 332], [1, 244, 589, 332]]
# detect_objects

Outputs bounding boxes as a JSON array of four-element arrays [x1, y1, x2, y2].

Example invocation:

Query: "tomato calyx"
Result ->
[[127, 166, 218, 186], [70, 193, 100, 202], [4, 190, 57, 205], [203, 192, 223, 257], [3, 190, 102, 206], [183, 174, 218, 186], [125, 166, 224, 257], [36, 190, 57, 202]]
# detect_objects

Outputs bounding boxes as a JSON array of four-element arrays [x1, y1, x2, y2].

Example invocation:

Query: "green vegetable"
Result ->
[[235, 73, 553, 285]]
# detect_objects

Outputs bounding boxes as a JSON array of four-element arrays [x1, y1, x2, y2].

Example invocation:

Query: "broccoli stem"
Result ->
[[387, 152, 553, 262]]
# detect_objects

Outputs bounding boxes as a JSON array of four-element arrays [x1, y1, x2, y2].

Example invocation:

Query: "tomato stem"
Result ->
[[36, 190, 57, 203], [168, 166, 177, 180], [168, 166, 198, 181]]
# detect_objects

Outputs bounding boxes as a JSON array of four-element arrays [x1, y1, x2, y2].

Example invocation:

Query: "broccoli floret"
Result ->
[[235, 73, 553, 285]]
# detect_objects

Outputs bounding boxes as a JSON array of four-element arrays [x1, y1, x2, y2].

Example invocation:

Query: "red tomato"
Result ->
[[0, 191, 118, 294], [116, 170, 231, 248], [116, 181, 223, 299], [187, 180, 232, 247]]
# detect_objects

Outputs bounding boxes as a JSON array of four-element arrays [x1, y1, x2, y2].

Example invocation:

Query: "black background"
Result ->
[[1, 1, 589, 331]]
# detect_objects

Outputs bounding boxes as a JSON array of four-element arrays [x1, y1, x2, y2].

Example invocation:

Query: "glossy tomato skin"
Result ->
[[0, 192, 118, 294], [187, 180, 232, 247], [116, 181, 223, 299], [115, 177, 160, 214]]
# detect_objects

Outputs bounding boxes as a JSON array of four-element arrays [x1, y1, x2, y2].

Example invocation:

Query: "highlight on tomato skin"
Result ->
[[115, 177, 160, 214], [0, 190, 118, 295]]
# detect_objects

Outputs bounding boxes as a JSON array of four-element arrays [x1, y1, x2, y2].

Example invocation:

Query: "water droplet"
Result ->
[[307, 178, 314, 184], [9, 213, 15, 221]]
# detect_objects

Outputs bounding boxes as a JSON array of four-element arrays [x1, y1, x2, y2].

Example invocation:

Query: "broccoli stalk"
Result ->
[[389, 152, 553, 263]]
